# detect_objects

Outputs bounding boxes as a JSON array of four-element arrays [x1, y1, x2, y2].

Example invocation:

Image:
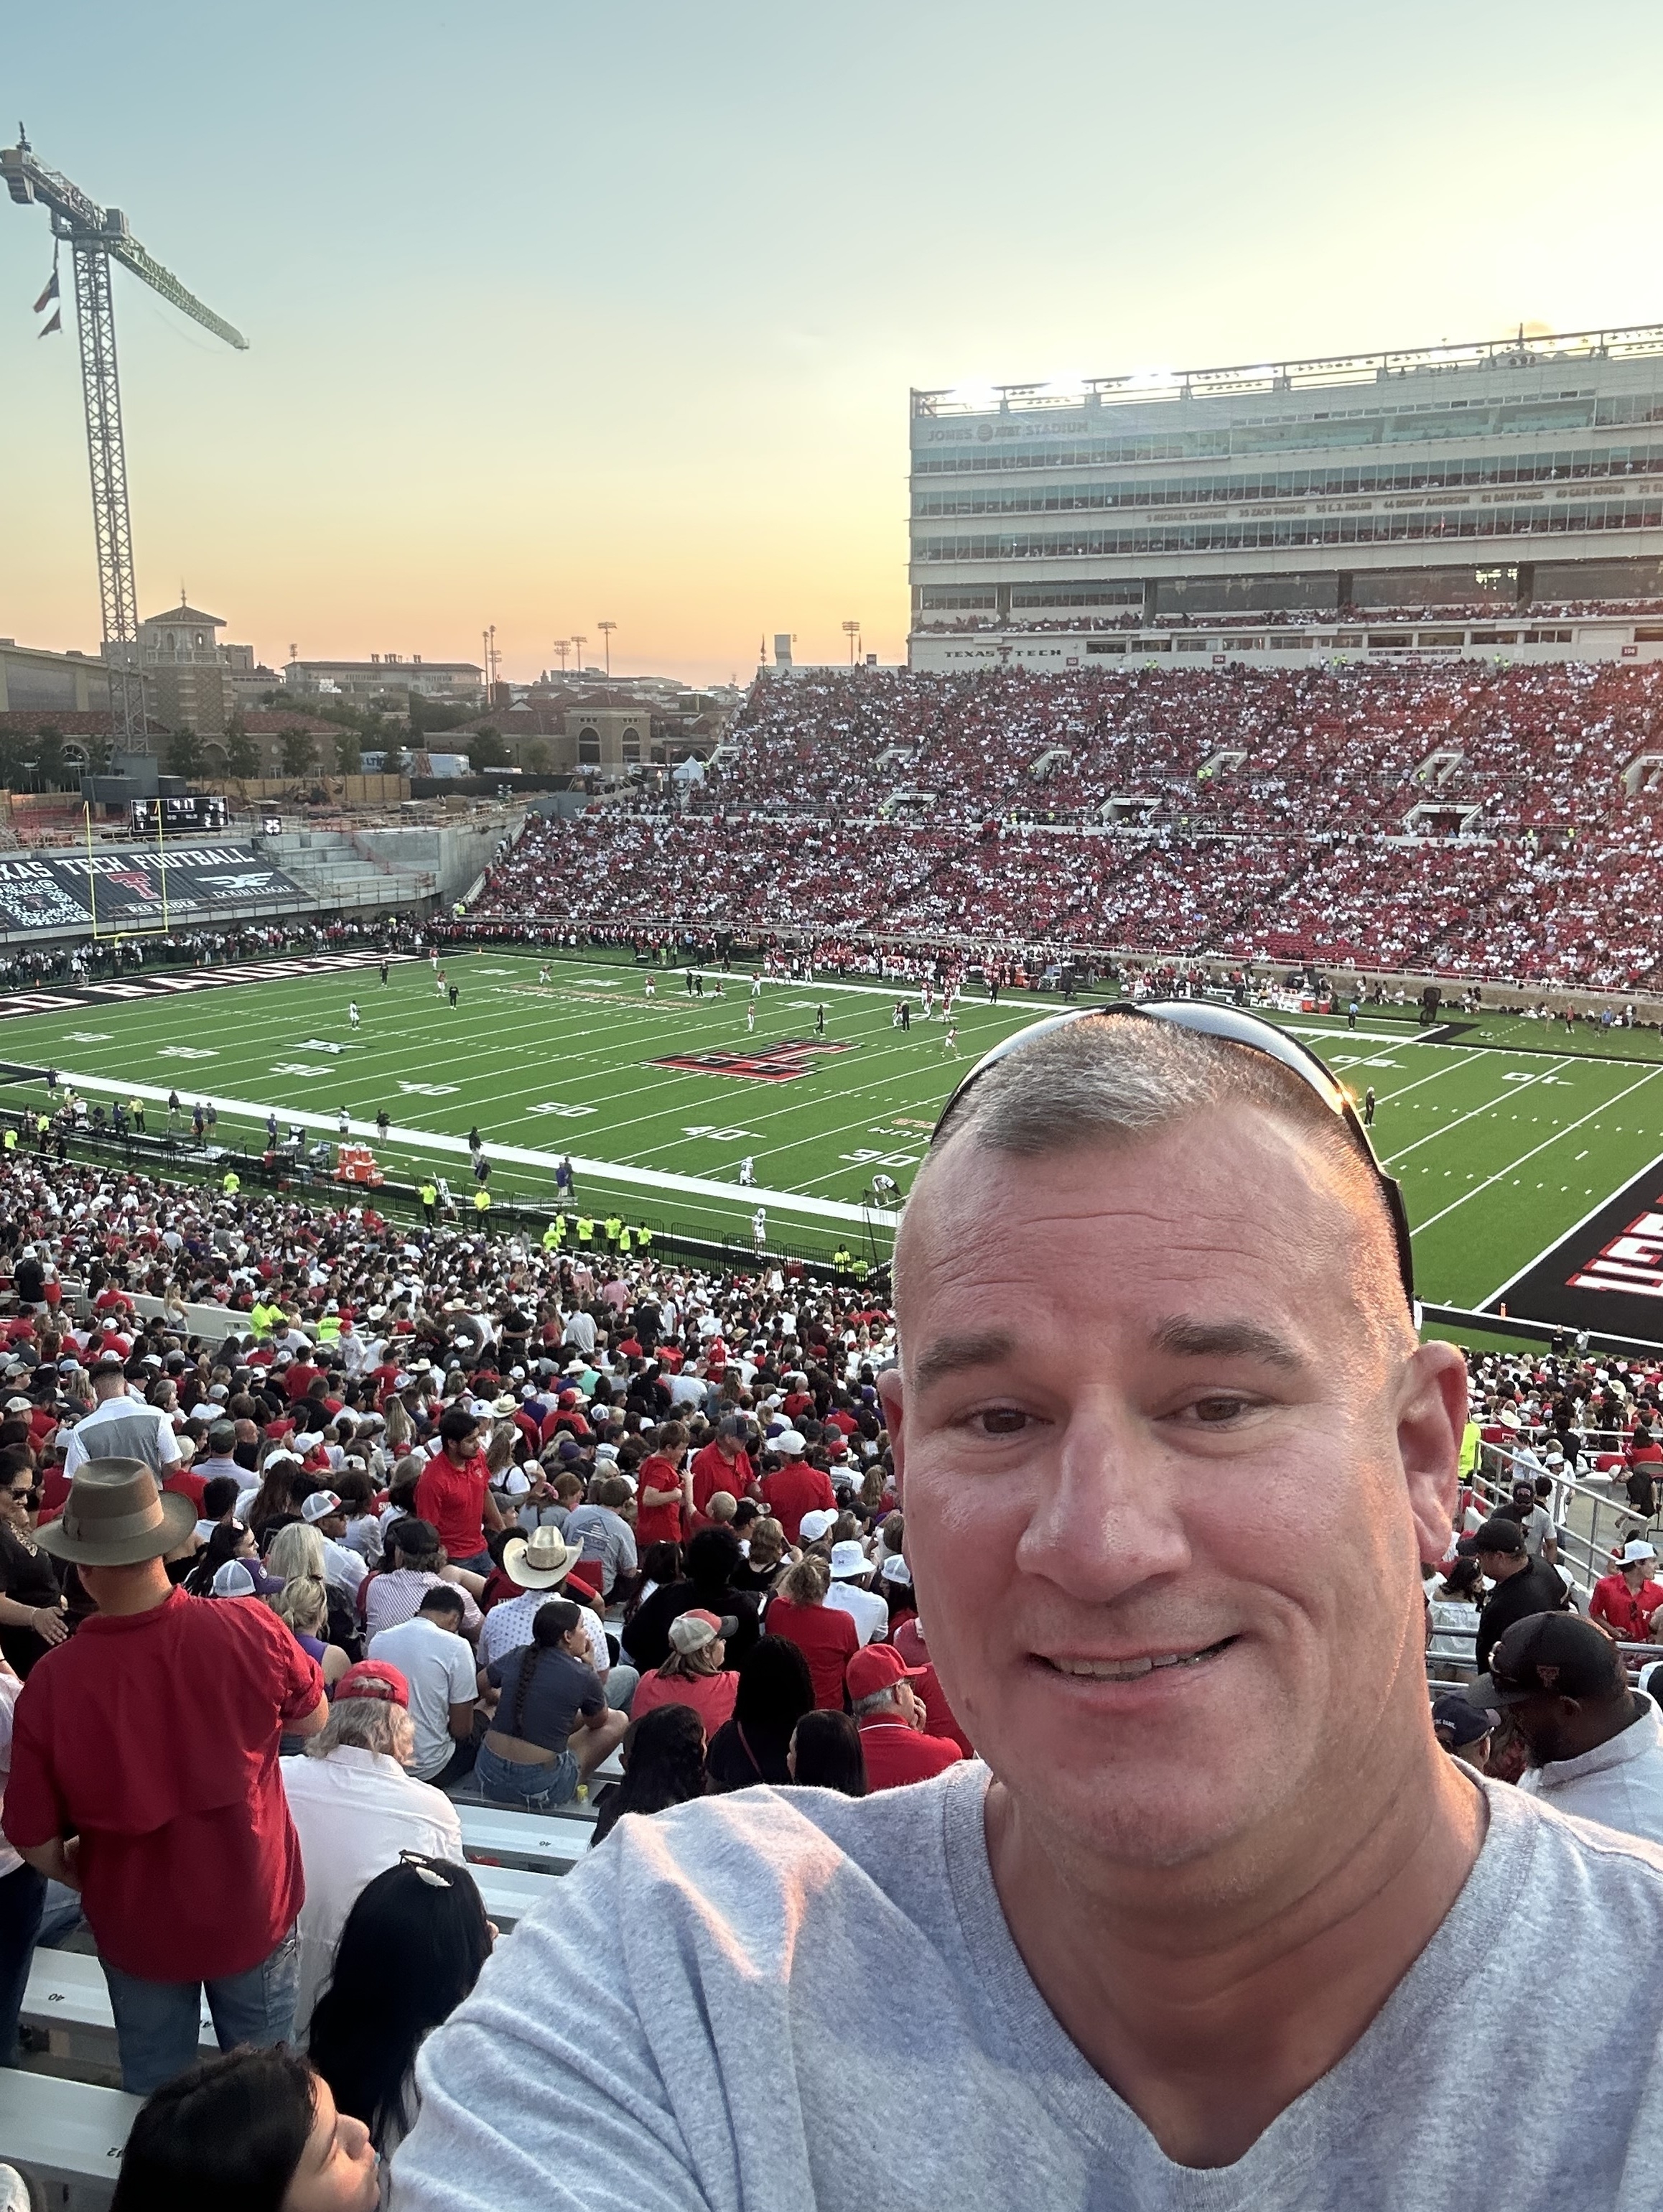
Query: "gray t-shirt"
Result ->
[[562, 1504, 637, 1594], [391, 1763, 1663, 2211]]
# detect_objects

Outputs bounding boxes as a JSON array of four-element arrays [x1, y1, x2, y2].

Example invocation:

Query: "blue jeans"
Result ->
[[102, 1924, 299, 2096], [476, 1742, 579, 1811], [605, 1663, 639, 1714], [0, 1864, 45, 2068]]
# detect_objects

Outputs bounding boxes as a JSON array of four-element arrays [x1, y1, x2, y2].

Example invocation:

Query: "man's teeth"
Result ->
[[1050, 1645, 1224, 1680]]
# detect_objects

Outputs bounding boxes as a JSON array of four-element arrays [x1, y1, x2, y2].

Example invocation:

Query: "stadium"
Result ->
[[8, 315, 1663, 2199], [4, 333, 1663, 1334]]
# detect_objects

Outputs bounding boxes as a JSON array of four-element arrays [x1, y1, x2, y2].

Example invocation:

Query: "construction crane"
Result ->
[[1, 125, 246, 751]]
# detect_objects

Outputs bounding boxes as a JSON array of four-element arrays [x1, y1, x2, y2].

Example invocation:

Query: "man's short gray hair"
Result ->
[[932, 1014, 1341, 1160], [852, 1686, 901, 1719], [912, 1013, 1405, 1321]]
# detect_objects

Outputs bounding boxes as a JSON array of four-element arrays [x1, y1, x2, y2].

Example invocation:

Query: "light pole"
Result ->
[[597, 621, 616, 684], [572, 634, 587, 679], [842, 620, 861, 666], [554, 640, 569, 676]]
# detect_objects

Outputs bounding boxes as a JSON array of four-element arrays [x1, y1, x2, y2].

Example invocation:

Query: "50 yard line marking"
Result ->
[[1412, 1066, 1663, 1238]]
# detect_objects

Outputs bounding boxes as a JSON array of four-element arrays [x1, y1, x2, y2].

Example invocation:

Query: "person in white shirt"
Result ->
[[1470, 1610, 1663, 1846], [562, 1308, 597, 1357], [368, 1588, 480, 1783], [826, 1540, 888, 1646], [60, 1360, 181, 1483], [280, 1660, 463, 2034], [299, 1492, 368, 1597]]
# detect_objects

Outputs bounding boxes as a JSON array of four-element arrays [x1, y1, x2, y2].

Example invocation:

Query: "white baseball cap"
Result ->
[[798, 1508, 837, 1543]]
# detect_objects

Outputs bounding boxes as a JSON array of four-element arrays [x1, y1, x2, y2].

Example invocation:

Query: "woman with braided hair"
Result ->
[[477, 1597, 628, 1811]]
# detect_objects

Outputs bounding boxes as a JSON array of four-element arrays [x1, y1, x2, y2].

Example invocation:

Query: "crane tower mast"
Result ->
[[1, 128, 247, 752]]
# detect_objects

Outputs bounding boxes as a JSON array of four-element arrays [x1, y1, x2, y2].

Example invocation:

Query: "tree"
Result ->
[[33, 726, 65, 790], [523, 737, 551, 774], [281, 726, 317, 778], [410, 693, 472, 738], [164, 728, 204, 779], [467, 726, 508, 773], [225, 712, 261, 780], [334, 728, 363, 776], [382, 743, 409, 779]]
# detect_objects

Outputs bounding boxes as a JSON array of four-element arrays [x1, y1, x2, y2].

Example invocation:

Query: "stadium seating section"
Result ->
[[472, 662, 1663, 989]]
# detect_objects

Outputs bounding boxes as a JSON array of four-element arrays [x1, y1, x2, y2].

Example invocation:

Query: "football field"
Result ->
[[2, 947, 1663, 1330]]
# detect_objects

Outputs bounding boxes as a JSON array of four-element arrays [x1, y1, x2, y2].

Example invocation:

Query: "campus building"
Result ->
[[908, 323, 1663, 672], [284, 654, 485, 708]]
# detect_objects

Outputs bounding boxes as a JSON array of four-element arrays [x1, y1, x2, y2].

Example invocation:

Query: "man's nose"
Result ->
[[1015, 1400, 1193, 1605]]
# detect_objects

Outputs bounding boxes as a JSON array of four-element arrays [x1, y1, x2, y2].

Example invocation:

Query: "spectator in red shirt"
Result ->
[[4, 1456, 328, 2094], [632, 1609, 741, 1734], [415, 1408, 503, 1574], [635, 1421, 694, 1551], [767, 1554, 859, 1710], [758, 1436, 834, 1546], [690, 1417, 755, 1524], [846, 1643, 964, 1792], [1590, 1540, 1663, 1642]]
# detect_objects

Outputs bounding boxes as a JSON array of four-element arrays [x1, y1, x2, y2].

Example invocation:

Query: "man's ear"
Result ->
[[1397, 1339, 1468, 1566], [877, 1370, 905, 1504]]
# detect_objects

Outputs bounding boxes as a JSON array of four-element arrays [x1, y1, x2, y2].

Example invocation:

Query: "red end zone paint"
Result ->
[[1568, 1208, 1663, 1301], [651, 1038, 859, 1083]]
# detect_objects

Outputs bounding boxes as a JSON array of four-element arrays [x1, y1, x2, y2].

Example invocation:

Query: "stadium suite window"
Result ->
[[916, 394, 1655, 475], [910, 444, 1663, 516], [917, 498, 1663, 561]]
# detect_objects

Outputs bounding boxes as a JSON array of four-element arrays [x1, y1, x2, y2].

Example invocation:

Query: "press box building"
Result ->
[[908, 324, 1663, 672]]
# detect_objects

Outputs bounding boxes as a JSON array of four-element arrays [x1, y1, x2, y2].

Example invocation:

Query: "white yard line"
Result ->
[[1382, 1060, 1575, 1166], [1412, 1068, 1663, 1239], [1478, 1146, 1663, 1307], [42, 1069, 875, 1228]]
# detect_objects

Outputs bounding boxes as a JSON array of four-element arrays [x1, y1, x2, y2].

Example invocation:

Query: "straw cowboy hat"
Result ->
[[502, 1527, 583, 1591], [36, 1458, 195, 1567]]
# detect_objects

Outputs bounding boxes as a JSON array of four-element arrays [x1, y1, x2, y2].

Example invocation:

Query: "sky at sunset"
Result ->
[[4, 1, 1662, 687]]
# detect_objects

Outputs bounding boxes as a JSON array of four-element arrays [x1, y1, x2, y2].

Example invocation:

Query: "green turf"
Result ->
[[1, 954, 1659, 1300], [0, 954, 1040, 1263]]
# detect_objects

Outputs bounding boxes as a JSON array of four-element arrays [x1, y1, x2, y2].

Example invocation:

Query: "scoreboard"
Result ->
[[129, 794, 230, 835]]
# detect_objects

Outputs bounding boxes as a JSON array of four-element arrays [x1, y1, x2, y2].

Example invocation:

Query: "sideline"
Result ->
[[39, 1069, 876, 1229]]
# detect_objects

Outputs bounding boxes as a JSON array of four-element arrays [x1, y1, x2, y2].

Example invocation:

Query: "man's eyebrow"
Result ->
[[1149, 1316, 1305, 1369], [911, 1329, 1019, 1391]]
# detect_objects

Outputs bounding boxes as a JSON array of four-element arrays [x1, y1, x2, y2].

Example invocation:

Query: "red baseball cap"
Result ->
[[845, 1642, 928, 1704], [335, 1660, 409, 1707]]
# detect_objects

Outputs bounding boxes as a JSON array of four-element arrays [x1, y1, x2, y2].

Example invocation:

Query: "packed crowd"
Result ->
[[470, 661, 1663, 989], [0, 1148, 966, 2170]]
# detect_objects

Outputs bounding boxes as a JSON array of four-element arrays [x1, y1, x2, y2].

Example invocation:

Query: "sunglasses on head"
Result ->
[[931, 998, 1416, 1313]]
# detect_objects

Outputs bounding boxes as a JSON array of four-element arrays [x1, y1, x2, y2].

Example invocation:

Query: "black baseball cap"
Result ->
[[1432, 1693, 1497, 1749], [1456, 1517, 1527, 1560], [1466, 1612, 1624, 1711]]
